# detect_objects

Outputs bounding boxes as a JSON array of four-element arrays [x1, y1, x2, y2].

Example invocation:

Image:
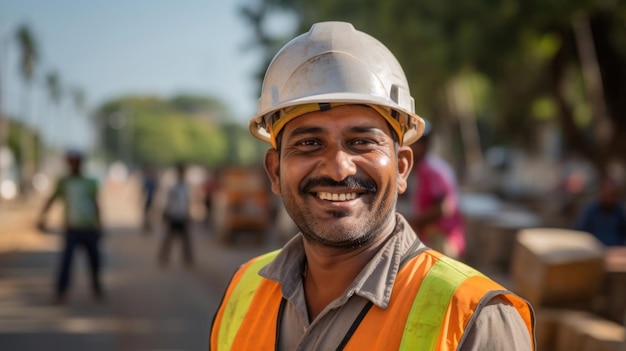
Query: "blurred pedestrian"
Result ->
[[37, 150, 104, 303], [201, 167, 218, 230], [159, 163, 193, 268], [575, 177, 626, 246], [141, 164, 159, 233], [409, 121, 466, 259]]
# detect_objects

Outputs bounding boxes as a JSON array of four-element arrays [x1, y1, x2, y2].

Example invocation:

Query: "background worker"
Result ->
[[211, 21, 535, 350], [38, 150, 104, 303], [575, 176, 626, 246], [159, 162, 194, 268], [409, 121, 466, 259], [140, 164, 159, 233]]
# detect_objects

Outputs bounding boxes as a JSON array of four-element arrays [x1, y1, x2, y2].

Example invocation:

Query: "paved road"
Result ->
[[0, 176, 281, 351]]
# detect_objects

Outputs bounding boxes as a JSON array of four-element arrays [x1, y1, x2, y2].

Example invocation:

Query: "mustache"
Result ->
[[300, 176, 377, 194]]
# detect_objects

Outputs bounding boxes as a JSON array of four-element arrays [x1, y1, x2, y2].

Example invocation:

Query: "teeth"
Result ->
[[318, 192, 357, 201]]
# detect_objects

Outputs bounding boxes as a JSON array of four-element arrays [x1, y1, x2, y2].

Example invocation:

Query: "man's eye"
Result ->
[[351, 138, 375, 146], [297, 139, 321, 147]]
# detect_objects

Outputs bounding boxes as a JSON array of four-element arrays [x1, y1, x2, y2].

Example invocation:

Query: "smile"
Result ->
[[317, 192, 358, 201]]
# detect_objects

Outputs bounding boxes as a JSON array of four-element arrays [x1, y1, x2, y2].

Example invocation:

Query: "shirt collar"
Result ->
[[259, 214, 424, 309]]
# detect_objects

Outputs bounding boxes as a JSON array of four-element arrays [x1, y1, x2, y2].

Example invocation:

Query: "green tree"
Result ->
[[94, 95, 257, 168], [71, 87, 87, 115], [240, 0, 626, 177], [45, 71, 62, 150], [16, 24, 39, 193]]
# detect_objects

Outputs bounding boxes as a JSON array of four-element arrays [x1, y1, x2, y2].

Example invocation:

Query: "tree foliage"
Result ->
[[6, 119, 40, 166], [16, 24, 38, 83], [94, 94, 263, 168], [240, 0, 626, 175]]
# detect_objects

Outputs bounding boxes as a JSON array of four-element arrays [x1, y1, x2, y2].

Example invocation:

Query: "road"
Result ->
[[0, 175, 281, 351]]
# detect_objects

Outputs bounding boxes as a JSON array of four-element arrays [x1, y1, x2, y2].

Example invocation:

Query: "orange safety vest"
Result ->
[[211, 249, 535, 351]]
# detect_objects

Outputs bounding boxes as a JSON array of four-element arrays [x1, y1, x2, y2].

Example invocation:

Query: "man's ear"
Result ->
[[396, 145, 413, 194], [264, 148, 281, 195]]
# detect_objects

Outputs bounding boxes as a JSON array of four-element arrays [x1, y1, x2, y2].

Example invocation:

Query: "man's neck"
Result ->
[[301, 222, 396, 321]]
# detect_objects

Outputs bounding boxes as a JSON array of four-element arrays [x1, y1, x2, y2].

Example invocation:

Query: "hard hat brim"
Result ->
[[249, 92, 425, 147]]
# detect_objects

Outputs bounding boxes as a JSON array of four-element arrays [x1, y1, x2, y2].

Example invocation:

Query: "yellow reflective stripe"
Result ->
[[217, 250, 280, 351], [399, 256, 481, 350]]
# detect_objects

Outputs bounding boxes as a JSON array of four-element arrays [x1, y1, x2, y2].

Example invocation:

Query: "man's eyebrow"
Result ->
[[287, 126, 325, 138], [350, 126, 387, 135]]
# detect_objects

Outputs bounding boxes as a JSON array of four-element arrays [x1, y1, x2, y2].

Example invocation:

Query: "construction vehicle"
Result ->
[[212, 167, 272, 244]]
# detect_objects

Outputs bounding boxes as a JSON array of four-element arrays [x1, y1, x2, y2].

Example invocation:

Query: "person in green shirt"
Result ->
[[38, 150, 104, 303]]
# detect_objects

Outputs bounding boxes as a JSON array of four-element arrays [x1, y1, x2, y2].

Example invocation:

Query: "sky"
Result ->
[[0, 0, 289, 149]]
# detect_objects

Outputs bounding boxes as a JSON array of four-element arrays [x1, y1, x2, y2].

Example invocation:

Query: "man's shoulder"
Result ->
[[231, 250, 283, 289], [254, 250, 282, 264], [581, 200, 602, 213], [77, 176, 99, 188], [63, 176, 99, 195], [61, 174, 97, 182], [169, 182, 190, 193], [404, 250, 505, 293]]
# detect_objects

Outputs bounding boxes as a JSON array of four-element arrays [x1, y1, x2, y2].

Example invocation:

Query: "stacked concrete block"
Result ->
[[460, 193, 541, 273], [623, 313, 626, 351], [535, 309, 626, 351], [603, 247, 626, 324], [534, 308, 573, 350], [478, 209, 540, 272], [554, 311, 625, 351], [459, 193, 502, 267], [510, 228, 605, 308]]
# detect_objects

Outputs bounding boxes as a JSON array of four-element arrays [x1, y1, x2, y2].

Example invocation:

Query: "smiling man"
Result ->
[[210, 22, 535, 350]]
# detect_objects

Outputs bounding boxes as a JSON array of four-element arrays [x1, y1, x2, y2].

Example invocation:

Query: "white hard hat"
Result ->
[[249, 21, 425, 148]]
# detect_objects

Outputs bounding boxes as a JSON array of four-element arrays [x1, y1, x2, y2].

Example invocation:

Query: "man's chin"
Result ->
[[302, 223, 376, 249]]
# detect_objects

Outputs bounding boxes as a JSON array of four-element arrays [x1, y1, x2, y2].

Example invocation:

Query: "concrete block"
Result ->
[[555, 310, 597, 351], [604, 247, 626, 324], [479, 209, 540, 272], [510, 228, 605, 307], [580, 316, 625, 351], [534, 308, 573, 351]]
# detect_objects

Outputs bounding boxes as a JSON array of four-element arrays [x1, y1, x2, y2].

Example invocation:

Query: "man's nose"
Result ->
[[321, 146, 357, 181]]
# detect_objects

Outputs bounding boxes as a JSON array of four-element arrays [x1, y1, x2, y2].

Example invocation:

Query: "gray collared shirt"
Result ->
[[259, 214, 533, 350]]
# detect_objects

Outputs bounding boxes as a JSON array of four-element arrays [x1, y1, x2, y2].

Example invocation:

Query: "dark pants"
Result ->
[[57, 229, 103, 298], [143, 196, 155, 231], [159, 219, 193, 266]]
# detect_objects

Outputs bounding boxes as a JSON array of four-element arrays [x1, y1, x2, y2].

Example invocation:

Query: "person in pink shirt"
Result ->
[[409, 122, 465, 259]]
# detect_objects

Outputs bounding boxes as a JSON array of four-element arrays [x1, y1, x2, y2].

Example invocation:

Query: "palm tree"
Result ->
[[68, 86, 87, 152], [45, 71, 62, 150], [16, 24, 38, 196], [71, 87, 86, 115], [0, 31, 13, 183]]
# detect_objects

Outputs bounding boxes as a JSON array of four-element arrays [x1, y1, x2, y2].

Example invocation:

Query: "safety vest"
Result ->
[[211, 249, 535, 351]]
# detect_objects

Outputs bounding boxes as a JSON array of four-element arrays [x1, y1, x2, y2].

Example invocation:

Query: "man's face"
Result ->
[[600, 180, 620, 206], [67, 157, 81, 174], [264, 105, 413, 248]]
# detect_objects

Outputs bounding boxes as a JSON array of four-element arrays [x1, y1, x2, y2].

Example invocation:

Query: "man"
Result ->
[[38, 150, 104, 303], [159, 162, 193, 268], [409, 122, 466, 259], [141, 163, 159, 233], [211, 22, 535, 350], [575, 177, 626, 246]]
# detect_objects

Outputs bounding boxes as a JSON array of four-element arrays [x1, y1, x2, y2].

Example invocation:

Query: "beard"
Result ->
[[283, 175, 397, 249]]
